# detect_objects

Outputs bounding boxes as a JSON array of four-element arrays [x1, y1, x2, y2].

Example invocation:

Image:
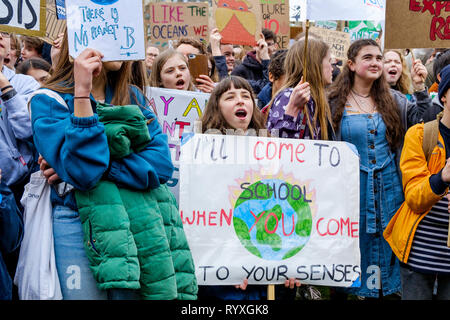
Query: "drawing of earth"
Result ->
[[90, 0, 119, 5], [233, 179, 313, 261]]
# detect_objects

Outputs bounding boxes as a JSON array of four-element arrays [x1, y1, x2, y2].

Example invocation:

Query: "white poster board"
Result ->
[[180, 134, 361, 287], [146, 87, 209, 203], [306, 0, 385, 21], [66, 0, 145, 61]]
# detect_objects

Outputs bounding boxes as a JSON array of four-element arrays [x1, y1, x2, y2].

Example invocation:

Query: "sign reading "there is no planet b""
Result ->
[[65, 0, 145, 61]]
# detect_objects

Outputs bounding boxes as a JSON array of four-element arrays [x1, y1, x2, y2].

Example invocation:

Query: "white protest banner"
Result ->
[[145, 87, 209, 203], [65, 0, 145, 61], [306, 0, 385, 21], [0, 0, 46, 37], [180, 134, 361, 287]]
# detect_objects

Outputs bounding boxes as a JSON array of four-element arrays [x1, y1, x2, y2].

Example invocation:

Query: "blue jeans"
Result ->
[[400, 265, 450, 300], [53, 205, 107, 300], [53, 205, 141, 300]]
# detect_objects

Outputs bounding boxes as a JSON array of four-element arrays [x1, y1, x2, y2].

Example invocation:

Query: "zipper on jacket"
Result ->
[[88, 220, 100, 255]]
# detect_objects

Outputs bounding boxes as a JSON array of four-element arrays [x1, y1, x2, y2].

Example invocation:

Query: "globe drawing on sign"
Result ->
[[90, 0, 119, 5], [232, 177, 315, 261]]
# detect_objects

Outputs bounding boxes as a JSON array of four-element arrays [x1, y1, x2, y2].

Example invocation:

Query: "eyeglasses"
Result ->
[[0, 32, 10, 38]]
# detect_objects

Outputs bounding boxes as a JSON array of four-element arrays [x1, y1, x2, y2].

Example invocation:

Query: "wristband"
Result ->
[[74, 96, 90, 100], [0, 85, 13, 92], [0, 88, 17, 101]]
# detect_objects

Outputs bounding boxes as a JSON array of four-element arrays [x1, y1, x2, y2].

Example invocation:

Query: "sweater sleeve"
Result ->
[[2, 75, 40, 140], [213, 55, 229, 80], [406, 88, 433, 127], [30, 93, 110, 191], [266, 89, 303, 139], [107, 91, 174, 190]]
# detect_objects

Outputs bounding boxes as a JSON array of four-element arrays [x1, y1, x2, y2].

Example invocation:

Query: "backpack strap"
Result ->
[[422, 111, 443, 163], [27, 88, 69, 117]]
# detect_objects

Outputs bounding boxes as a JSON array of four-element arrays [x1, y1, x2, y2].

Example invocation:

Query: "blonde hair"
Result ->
[[266, 38, 332, 140], [383, 49, 412, 95]]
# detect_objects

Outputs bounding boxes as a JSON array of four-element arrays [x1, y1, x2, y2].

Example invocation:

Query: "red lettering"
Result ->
[[340, 218, 350, 236], [249, 210, 265, 233], [327, 219, 339, 236], [175, 120, 190, 138], [422, 0, 435, 15], [316, 217, 358, 238], [409, 0, 421, 11], [316, 217, 327, 236], [266, 141, 277, 160], [209, 211, 217, 226], [430, 16, 450, 41], [351, 222, 359, 238], [254, 141, 264, 160], [279, 143, 293, 161], [282, 213, 295, 236], [197, 210, 206, 226], [220, 209, 233, 226], [435, 1, 447, 16], [295, 143, 305, 163], [264, 212, 279, 234]]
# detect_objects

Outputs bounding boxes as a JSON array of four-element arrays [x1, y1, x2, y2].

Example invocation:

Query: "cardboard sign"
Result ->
[[66, 0, 145, 61], [0, 0, 46, 37], [310, 26, 350, 60], [144, 2, 209, 49], [385, 0, 450, 49], [145, 87, 209, 203], [40, 0, 66, 44], [261, 0, 290, 49], [180, 134, 361, 286], [306, 0, 385, 21], [212, 0, 263, 46]]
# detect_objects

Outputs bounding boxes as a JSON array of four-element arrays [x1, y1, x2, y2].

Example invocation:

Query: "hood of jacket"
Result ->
[[242, 51, 262, 70]]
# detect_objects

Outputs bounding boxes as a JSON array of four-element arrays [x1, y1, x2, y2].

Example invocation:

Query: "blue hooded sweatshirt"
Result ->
[[29, 85, 174, 210]]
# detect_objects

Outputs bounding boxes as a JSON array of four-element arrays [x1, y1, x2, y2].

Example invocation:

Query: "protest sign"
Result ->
[[145, 87, 209, 202], [212, 0, 263, 46], [144, 2, 209, 49], [41, 0, 66, 44], [65, 0, 145, 61], [385, 0, 450, 49], [310, 26, 350, 60], [56, 0, 66, 19], [0, 0, 46, 37], [306, 0, 385, 21], [179, 134, 361, 286], [260, 0, 290, 49], [343, 20, 382, 42]]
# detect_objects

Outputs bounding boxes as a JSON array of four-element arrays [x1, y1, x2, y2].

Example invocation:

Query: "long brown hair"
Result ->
[[201, 76, 266, 133], [328, 39, 403, 151], [44, 31, 134, 106], [265, 38, 332, 140]]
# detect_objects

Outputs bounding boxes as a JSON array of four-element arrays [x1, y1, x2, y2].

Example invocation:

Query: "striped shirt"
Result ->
[[407, 193, 450, 274]]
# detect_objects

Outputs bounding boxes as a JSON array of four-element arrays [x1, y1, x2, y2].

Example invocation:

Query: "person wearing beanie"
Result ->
[[384, 64, 450, 300]]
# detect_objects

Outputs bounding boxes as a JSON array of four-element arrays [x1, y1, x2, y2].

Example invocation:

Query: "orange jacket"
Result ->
[[384, 123, 448, 263]]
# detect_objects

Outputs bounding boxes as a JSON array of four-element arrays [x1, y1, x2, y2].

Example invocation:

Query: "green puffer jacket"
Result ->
[[75, 103, 197, 300]]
